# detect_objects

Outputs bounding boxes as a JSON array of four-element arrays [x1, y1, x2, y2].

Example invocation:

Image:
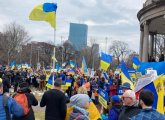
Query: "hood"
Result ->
[[70, 106, 89, 120]]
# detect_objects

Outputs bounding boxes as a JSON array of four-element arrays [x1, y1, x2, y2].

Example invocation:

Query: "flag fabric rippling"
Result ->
[[121, 60, 134, 90], [132, 56, 141, 70], [29, 3, 57, 29], [100, 52, 112, 71]]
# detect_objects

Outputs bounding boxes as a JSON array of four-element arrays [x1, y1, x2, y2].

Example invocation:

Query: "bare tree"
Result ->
[[63, 41, 76, 64], [154, 34, 165, 61], [0, 22, 31, 65], [109, 40, 130, 65]]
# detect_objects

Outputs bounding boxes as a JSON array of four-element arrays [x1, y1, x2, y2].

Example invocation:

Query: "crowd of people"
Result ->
[[0, 66, 164, 120]]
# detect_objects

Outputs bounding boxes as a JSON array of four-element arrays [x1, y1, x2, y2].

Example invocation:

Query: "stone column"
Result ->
[[139, 29, 144, 61], [142, 21, 149, 62], [149, 33, 154, 59], [151, 34, 154, 57]]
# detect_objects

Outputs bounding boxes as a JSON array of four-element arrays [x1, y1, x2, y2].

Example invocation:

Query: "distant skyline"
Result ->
[[69, 23, 88, 51], [0, 0, 144, 53]]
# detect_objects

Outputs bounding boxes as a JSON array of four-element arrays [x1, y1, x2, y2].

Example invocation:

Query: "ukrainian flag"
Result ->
[[137, 76, 164, 114], [62, 62, 66, 67], [121, 60, 134, 90], [81, 56, 88, 75], [46, 74, 56, 89], [17, 64, 21, 70], [132, 56, 141, 70], [29, 3, 57, 29], [44, 69, 51, 81], [70, 60, 75, 68], [100, 52, 112, 71], [22, 64, 27, 69], [10, 60, 15, 69]]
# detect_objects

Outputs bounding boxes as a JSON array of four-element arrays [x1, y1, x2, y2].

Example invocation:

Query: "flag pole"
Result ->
[[52, 29, 56, 89], [52, 2, 57, 89]]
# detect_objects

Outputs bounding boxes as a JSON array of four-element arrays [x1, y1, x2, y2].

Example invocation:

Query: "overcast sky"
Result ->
[[0, 0, 145, 52]]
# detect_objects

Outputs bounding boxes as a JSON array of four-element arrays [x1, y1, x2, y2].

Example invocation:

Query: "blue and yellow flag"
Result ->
[[132, 56, 141, 70], [100, 52, 112, 71], [22, 64, 27, 69], [142, 76, 164, 114], [29, 3, 57, 29], [70, 60, 75, 68], [10, 60, 15, 69], [62, 62, 66, 67], [121, 60, 134, 90], [46, 74, 56, 89], [81, 56, 88, 75], [10, 60, 15, 67]]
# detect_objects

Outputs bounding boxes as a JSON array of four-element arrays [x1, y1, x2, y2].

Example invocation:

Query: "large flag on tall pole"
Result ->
[[121, 60, 134, 90], [29, 3, 57, 29], [100, 52, 112, 71], [132, 56, 141, 70], [81, 56, 88, 75]]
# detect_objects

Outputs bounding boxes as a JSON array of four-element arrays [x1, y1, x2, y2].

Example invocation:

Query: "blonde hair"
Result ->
[[77, 86, 88, 94]]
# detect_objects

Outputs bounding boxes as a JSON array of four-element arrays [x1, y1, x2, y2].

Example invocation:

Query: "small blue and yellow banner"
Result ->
[[98, 87, 109, 109]]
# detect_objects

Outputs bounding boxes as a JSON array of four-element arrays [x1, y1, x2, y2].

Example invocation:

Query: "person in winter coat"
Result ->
[[12, 82, 38, 120], [131, 90, 165, 120], [118, 90, 140, 120], [0, 78, 24, 120], [40, 78, 67, 120], [69, 94, 90, 120], [65, 87, 101, 120], [108, 95, 122, 120], [109, 81, 117, 97], [2, 72, 11, 93]]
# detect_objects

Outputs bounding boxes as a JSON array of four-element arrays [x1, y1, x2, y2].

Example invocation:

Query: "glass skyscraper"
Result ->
[[69, 23, 88, 51]]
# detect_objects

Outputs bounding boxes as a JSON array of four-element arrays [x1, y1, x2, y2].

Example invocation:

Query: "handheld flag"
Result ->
[[121, 60, 134, 90], [10, 60, 15, 69], [81, 56, 88, 75], [100, 52, 112, 71], [55, 63, 61, 70], [62, 62, 66, 67], [70, 60, 75, 68], [10, 60, 15, 67], [132, 57, 141, 70], [29, 3, 57, 29], [46, 74, 56, 89]]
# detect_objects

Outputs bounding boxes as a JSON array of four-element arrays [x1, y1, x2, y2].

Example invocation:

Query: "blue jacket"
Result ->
[[131, 108, 165, 120], [0, 94, 24, 120], [108, 106, 121, 120]]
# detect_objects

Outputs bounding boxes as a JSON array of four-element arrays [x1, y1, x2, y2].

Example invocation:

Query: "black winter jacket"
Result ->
[[118, 105, 140, 120]]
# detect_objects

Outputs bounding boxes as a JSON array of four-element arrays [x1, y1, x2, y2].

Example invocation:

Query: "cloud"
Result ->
[[0, 0, 145, 53]]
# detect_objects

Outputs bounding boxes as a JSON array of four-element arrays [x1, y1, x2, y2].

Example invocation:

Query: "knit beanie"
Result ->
[[70, 94, 90, 108]]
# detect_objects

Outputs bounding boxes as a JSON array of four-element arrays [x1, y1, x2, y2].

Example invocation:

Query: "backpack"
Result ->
[[13, 93, 29, 115]]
